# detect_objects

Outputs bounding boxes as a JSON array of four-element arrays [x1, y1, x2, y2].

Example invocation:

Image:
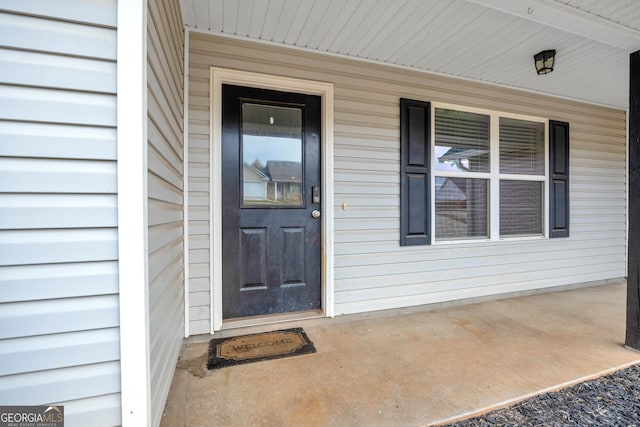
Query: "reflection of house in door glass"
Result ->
[[241, 103, 304, 207], [265, 160, 302, 205], [242, 160, 303, 206], [243, 162, 269, 201]]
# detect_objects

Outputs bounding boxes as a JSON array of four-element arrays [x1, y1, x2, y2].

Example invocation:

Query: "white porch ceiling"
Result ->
[[180, 0, 640, 109]]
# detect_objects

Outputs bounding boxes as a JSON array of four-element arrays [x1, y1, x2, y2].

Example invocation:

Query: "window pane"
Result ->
[[499, 117, 544, 175], [242, 103, 303, 207], [500, 180, 543, 236], [435, 177, 488, 239], [435, 108, 490, 173]]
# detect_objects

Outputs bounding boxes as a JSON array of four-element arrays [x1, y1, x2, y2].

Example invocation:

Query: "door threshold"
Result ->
[[220, 310, 324, 331]]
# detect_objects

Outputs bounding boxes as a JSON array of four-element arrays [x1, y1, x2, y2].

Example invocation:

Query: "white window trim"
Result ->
[[430, 103, 549, 245], [209, 67, 335, 333]]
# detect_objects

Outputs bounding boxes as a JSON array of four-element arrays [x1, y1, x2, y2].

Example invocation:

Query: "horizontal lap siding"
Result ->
[[188, 34, 626, 321], [0, 3, 121, 427], [187, 51, 211, 334], [147, 1, 184, 426]]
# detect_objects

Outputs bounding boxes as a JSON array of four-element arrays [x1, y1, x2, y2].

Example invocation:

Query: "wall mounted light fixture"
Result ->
[[534, 49, 556, 75]]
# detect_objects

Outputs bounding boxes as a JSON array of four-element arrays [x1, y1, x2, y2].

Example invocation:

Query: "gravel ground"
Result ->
[[442, 364, 640, 426]]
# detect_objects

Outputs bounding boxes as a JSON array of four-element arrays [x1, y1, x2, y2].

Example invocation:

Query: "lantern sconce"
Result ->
[[534, 49, 556, 75], [533, 49, 556, 75]]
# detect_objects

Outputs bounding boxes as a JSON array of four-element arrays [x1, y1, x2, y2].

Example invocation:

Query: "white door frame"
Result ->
[[209, 67, 335, 332]]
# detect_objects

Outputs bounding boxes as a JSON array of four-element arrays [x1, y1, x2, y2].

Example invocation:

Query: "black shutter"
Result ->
[[400, 99, 430, 246], [549, 120, 570, 238]]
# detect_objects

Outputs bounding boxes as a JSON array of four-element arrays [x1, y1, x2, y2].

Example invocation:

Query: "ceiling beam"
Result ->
[[467, 0, 640, 51]]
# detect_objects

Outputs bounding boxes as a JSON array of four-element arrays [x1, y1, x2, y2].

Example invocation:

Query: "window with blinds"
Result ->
[[432, 106, 547, 241], [434, 108, 491, 240], [435, 177, 488, 239], [499, 117, 545, 236], [435, 109, 490, 173], [499, 118, 544, 175], [500, 180, 543, 235]]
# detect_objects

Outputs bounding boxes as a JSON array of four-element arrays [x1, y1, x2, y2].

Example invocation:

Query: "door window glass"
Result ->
[[242, 103, 303, 207]]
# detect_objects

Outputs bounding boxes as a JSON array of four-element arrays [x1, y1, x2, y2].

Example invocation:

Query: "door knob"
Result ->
[[311, 210, 321, 219]]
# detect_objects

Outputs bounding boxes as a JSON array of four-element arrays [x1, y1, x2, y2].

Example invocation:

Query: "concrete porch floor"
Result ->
[[161, 281, 640, 427]]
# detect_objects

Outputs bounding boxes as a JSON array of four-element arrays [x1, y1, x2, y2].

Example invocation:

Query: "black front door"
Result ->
[[221, 84, 322, 319]]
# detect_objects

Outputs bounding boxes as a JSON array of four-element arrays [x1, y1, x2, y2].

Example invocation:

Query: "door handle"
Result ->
[[311, 210, 321, 219]]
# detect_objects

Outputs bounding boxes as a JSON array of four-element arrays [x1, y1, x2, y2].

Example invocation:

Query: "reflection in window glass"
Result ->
[[500, 118, 545, 175], [242, 103, 303, 207], [435, 108, 490, 173], [500, 180, 543, 236], [435, 177, 488, 239]]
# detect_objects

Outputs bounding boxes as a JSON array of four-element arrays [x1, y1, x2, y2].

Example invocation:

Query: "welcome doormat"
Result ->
[[207, 327, 316, 369]]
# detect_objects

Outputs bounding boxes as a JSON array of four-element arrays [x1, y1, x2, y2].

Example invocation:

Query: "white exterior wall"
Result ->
[[146, 0, 184, 425], [0, 2, 121, 426], [188, 34, 626, 330]]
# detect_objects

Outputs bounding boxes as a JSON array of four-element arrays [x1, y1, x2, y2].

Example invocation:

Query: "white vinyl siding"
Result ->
[[147, 0, 184, 426], [186, 44, 213, 335], [0, 2, 121, 427], [187, 34, 626, 324]]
